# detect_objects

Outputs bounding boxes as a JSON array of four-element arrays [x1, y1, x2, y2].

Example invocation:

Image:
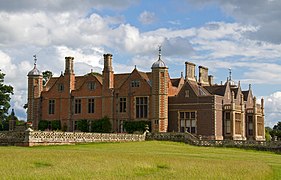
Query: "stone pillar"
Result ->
[[253, 97, 258, 140], [230, 91, 236, 139], [240, 94, 246, 140]]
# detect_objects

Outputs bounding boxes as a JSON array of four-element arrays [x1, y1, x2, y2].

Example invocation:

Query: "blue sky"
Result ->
[[0, 0, 281, 127]]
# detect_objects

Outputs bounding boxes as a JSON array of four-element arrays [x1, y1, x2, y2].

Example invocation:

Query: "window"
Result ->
[[58, 83, 64, 92], [119, 97, 126, 113], [88, 98, 95, 113], [88, 81, 96, 90], [75, 99, 81, 114], [248, 116, 253, 136], [185, 90, 189, 98], [225, 112, 231, 134], [136, 97, 148, 118], [131, 80, 140, 87], [48, 100, 55, 114], [179, 111, 197, 133]]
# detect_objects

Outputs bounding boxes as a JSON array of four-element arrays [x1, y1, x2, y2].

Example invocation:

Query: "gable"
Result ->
[[177, 81, 200, 99], [117, 69, 152, 95]]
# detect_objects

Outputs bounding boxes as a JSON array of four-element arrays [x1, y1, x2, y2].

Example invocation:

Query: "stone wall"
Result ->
[[0, 129, 146, 146], [147, 132, 281, 153]]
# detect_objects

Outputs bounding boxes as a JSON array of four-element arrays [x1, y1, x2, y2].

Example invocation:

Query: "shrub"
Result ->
[[38, 120, 61, 131], [38, 120, 49, 131], [91, 117, 112, 133], [51, 120, 61, 130], [123, 121, 151, 133], [77, 119, 89, 132]]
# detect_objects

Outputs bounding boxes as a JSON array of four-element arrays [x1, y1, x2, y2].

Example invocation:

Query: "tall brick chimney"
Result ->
[[65, 57, 74, 75], [199, 66, 209, 85], [103, 54, 114, 89], [185, 62, 196, 81]]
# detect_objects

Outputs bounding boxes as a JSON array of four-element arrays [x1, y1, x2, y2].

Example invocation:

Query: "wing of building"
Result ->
[[27, 52, 265, 141]]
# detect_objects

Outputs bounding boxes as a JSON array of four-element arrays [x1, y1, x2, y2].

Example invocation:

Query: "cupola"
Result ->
[[28, 55, 42, 76], [151, 46, 167, 69]]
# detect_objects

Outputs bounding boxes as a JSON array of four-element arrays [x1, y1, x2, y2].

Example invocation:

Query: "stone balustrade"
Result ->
[[0, 129, 146, 146]]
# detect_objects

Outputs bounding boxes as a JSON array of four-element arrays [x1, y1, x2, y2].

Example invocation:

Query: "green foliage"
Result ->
[[269, 122, 281, 140], [85, 72, 102, 77], [123, 121, 151, 133], [77, 119, 89, 132], [38, 120, 49, 131], [42, 70, 53, 85], [39, 120, 61, 131], [91, 117, 112, 133], [0, 120, 9, 131], [51, 120, 61, 130], [0, 69, 14, 121]]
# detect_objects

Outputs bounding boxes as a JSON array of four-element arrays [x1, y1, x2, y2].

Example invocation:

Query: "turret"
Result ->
[[151, 46, 168, 132], [27, 55, 43, 129]]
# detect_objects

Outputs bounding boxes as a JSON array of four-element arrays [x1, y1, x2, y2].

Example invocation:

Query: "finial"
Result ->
[[238, 81, 240, 87], [228, 68, 232, 81], [11, 109, 15, 116], [91, 69, 93, 73], [249, 84, 251, 90], [33, 54, 37, 66], [158, 45, 162, 61], [135, 65, 137, 69], [181, 72, 183, 78]]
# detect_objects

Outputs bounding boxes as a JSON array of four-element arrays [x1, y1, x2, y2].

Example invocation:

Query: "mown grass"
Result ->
[[0, 141, 280, 179]]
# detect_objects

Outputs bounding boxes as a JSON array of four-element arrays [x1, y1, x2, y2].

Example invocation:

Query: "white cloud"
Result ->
[[260, 92, 281, 127], [186, 0, 281, 43], [138, 11, 156, 25]]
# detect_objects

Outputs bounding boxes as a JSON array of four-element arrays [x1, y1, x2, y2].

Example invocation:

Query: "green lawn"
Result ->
[[0, 141, 280, 179]]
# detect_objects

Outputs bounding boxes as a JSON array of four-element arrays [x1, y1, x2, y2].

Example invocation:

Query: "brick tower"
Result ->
[[151, 47, 168, 132], [27, 55, 43, 129]]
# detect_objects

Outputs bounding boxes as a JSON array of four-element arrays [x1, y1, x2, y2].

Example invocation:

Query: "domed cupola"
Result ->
[[28, 55, 42, 76], [151, 46, 167, 69]]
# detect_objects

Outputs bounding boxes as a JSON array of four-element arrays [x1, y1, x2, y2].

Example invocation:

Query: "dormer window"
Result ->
[[58, 83, 64, 92], [88, 81, 96, 90], [131, 80, 140, 87]]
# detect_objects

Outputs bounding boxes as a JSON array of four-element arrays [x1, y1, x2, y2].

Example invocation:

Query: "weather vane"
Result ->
[[33, 54, 37, 66], [158, 45, 162, 60], [228, 68, 232, 81]]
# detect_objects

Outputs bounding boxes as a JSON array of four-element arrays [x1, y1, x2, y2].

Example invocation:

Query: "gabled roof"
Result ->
[[171, 78, 181, 87], [114, 73, 130, 89], [74, 74, 103, 91], [204, 85, 226, 96], [44, 77, 59, 91], [188, 80, 211, 96]]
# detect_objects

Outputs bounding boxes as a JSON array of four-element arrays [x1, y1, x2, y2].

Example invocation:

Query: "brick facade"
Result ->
[[27, 53, 265, 140]]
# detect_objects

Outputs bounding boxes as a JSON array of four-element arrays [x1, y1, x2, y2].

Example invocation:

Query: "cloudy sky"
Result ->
[[1, 0, 281, 127]]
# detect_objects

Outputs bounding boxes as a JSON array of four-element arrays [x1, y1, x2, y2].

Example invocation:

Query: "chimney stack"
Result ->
[[65, 57, 74, 75], [199, 66, 209, 85], [185, 62, 196, 81], [103, 54, 113, 72], [208, 75, 213, 86]]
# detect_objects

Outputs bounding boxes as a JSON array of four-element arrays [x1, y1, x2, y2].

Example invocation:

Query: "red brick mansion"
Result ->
[[27, 51, 265, 140]]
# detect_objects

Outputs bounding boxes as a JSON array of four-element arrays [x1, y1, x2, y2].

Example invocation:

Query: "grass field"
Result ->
[[0, 141, 280, 179]]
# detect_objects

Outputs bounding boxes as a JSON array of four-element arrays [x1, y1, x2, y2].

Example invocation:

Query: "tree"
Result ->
[[270, 122, 281, 140], [0, 69, 13, 122], [42, 70, 53, 85]]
